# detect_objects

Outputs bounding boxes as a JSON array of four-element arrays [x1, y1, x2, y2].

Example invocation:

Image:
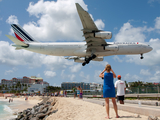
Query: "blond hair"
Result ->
[[105, 64, 111, 72]]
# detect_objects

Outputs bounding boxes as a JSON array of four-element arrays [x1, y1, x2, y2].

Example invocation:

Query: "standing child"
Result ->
[[80, 86, 83, 99], [77, 86, 80, 98]]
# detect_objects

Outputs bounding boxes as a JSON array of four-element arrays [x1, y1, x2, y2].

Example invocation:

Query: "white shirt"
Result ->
[[115, 80, 126, 96]]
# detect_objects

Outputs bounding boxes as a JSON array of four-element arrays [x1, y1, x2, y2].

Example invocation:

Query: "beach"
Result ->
[[0, 96, 154, 120], [46, 97, 148, 120]]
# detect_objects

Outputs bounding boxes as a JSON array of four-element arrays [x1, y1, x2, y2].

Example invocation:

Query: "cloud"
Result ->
[[95, 19, 105, 30], [148, 71, 160, 82], [21, 0, 105, 42], [4, 67, 17, 75], [93, 70, 103, 83], [68, 74, 75, 81], [90, 60, 108, 67], [114, 22, 146, 42], [23, 0, 87, 41], [155, 17, 160, 29], [148, 0, 160, 4], [140, 69, 151, 76], [113, 56, 123, 62], [6, 15, 19, 24], [61, 70, 76, 81], [79, 71, 90, 82], [70, 64, 82, 73], [124, 73, 142, 82], [44, 71, 56, 78]]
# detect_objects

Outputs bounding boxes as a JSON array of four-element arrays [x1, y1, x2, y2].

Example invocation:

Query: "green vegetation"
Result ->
[[46, 86, 61, 93], [0, 82, 29, 93]]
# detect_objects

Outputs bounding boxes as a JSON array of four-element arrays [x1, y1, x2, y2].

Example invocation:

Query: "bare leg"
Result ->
[[105, 98, 110, 119], [111, 98, 119, 118], [120, 100, 124, 104]]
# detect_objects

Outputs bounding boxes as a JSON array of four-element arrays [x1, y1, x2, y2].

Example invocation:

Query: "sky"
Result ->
[[0, 0, 160, 86]]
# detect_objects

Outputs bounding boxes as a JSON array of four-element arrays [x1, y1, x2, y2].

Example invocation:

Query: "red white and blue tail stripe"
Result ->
[[11, 24, 38, 43]]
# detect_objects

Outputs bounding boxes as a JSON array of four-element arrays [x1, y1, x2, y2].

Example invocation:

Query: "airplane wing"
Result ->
[[76, 3, 107, 53]]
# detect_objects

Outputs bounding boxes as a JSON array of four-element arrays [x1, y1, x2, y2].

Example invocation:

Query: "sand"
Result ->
[[0, 96, 150, 119], [46, 97, 148, 120]]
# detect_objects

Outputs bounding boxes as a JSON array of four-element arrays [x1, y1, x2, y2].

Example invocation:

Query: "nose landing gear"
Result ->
[[140, 54, 144, 59]]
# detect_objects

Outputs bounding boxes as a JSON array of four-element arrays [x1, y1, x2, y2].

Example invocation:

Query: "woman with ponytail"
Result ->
[[99, 64, 119, 119]]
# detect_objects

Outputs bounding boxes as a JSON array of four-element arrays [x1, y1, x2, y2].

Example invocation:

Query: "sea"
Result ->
[[0, 99, 17, 120]]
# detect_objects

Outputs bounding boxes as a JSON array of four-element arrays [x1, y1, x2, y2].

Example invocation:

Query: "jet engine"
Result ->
[[94, 31, 112, 39], [105, 45, 118, 51]]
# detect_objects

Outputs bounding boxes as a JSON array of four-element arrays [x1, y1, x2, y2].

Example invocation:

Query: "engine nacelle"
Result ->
[[92, 57, 103, 61], [94, 31, 112, 39], [105, 45, 118, 51]]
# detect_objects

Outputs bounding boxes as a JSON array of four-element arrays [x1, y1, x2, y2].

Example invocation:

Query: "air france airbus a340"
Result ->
[[6, 3, 152, 66]]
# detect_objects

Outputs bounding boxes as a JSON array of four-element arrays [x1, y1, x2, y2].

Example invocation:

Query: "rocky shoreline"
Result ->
[[13, 97, 58, 120]]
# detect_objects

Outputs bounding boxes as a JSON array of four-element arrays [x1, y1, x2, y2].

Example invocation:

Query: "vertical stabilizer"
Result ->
[[11, 24, 38, 43]]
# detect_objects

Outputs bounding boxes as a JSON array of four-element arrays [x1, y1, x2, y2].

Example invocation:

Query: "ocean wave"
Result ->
[[0, 99, 9, 102], [3, 105, 13, 114]]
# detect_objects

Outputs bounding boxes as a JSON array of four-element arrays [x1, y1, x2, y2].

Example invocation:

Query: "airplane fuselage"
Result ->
[[24, 42, 152, 57]]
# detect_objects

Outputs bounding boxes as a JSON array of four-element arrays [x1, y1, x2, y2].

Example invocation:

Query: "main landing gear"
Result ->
[[140, 54, 144, 59], [82, 54, 96, 66]]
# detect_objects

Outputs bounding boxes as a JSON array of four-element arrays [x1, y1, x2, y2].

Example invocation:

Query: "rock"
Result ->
[[43, 115, 48, 120], [14, 97, 57, 120], [13, 112, 17, 115], [148, 116, 159, 120], [31, 108, 35, 114], [133, 114, 140, 118], [17, 114, 23, 119], [46, 101, 51, 105], [36, 113, 46, 119], [41, 107, 48, 113], [51, 101, 56, 106], [30, 117, 37, 120]]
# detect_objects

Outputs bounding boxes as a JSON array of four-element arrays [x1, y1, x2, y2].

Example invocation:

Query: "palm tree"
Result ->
[[0, 86, 2, 93]]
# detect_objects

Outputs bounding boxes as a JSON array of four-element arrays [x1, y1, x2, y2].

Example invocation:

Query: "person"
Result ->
[[79, 86, 83, 99], [115, 75, 126, 104], [72, 86, 76, 98], [77, 86, 80, 99], [99, 64, 119, 119]]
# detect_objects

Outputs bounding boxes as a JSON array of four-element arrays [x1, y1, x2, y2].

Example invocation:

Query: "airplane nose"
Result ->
[[148, 46, 153, 52]]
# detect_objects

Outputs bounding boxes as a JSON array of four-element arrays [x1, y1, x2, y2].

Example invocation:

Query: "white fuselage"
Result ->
[[24, 42, 152, 57]]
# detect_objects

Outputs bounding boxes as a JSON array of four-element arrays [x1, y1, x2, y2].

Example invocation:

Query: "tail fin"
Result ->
[[11, 24, 38, 43]]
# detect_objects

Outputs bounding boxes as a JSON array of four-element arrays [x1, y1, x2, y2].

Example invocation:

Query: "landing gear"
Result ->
[[140, 54, 144, 59], [82, 54, 97, 66]]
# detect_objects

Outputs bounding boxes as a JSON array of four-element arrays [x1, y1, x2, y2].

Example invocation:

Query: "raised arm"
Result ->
[[111, 69, 116, 78], [99, 69, 106, 78]]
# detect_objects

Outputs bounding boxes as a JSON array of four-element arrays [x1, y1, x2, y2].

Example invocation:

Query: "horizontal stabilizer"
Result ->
[[6, 35, 28, 46], [15, 47, 23, 50]]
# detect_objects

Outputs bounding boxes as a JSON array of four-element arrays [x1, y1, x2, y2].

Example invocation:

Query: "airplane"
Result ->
[[6, 3, 152, 66]]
